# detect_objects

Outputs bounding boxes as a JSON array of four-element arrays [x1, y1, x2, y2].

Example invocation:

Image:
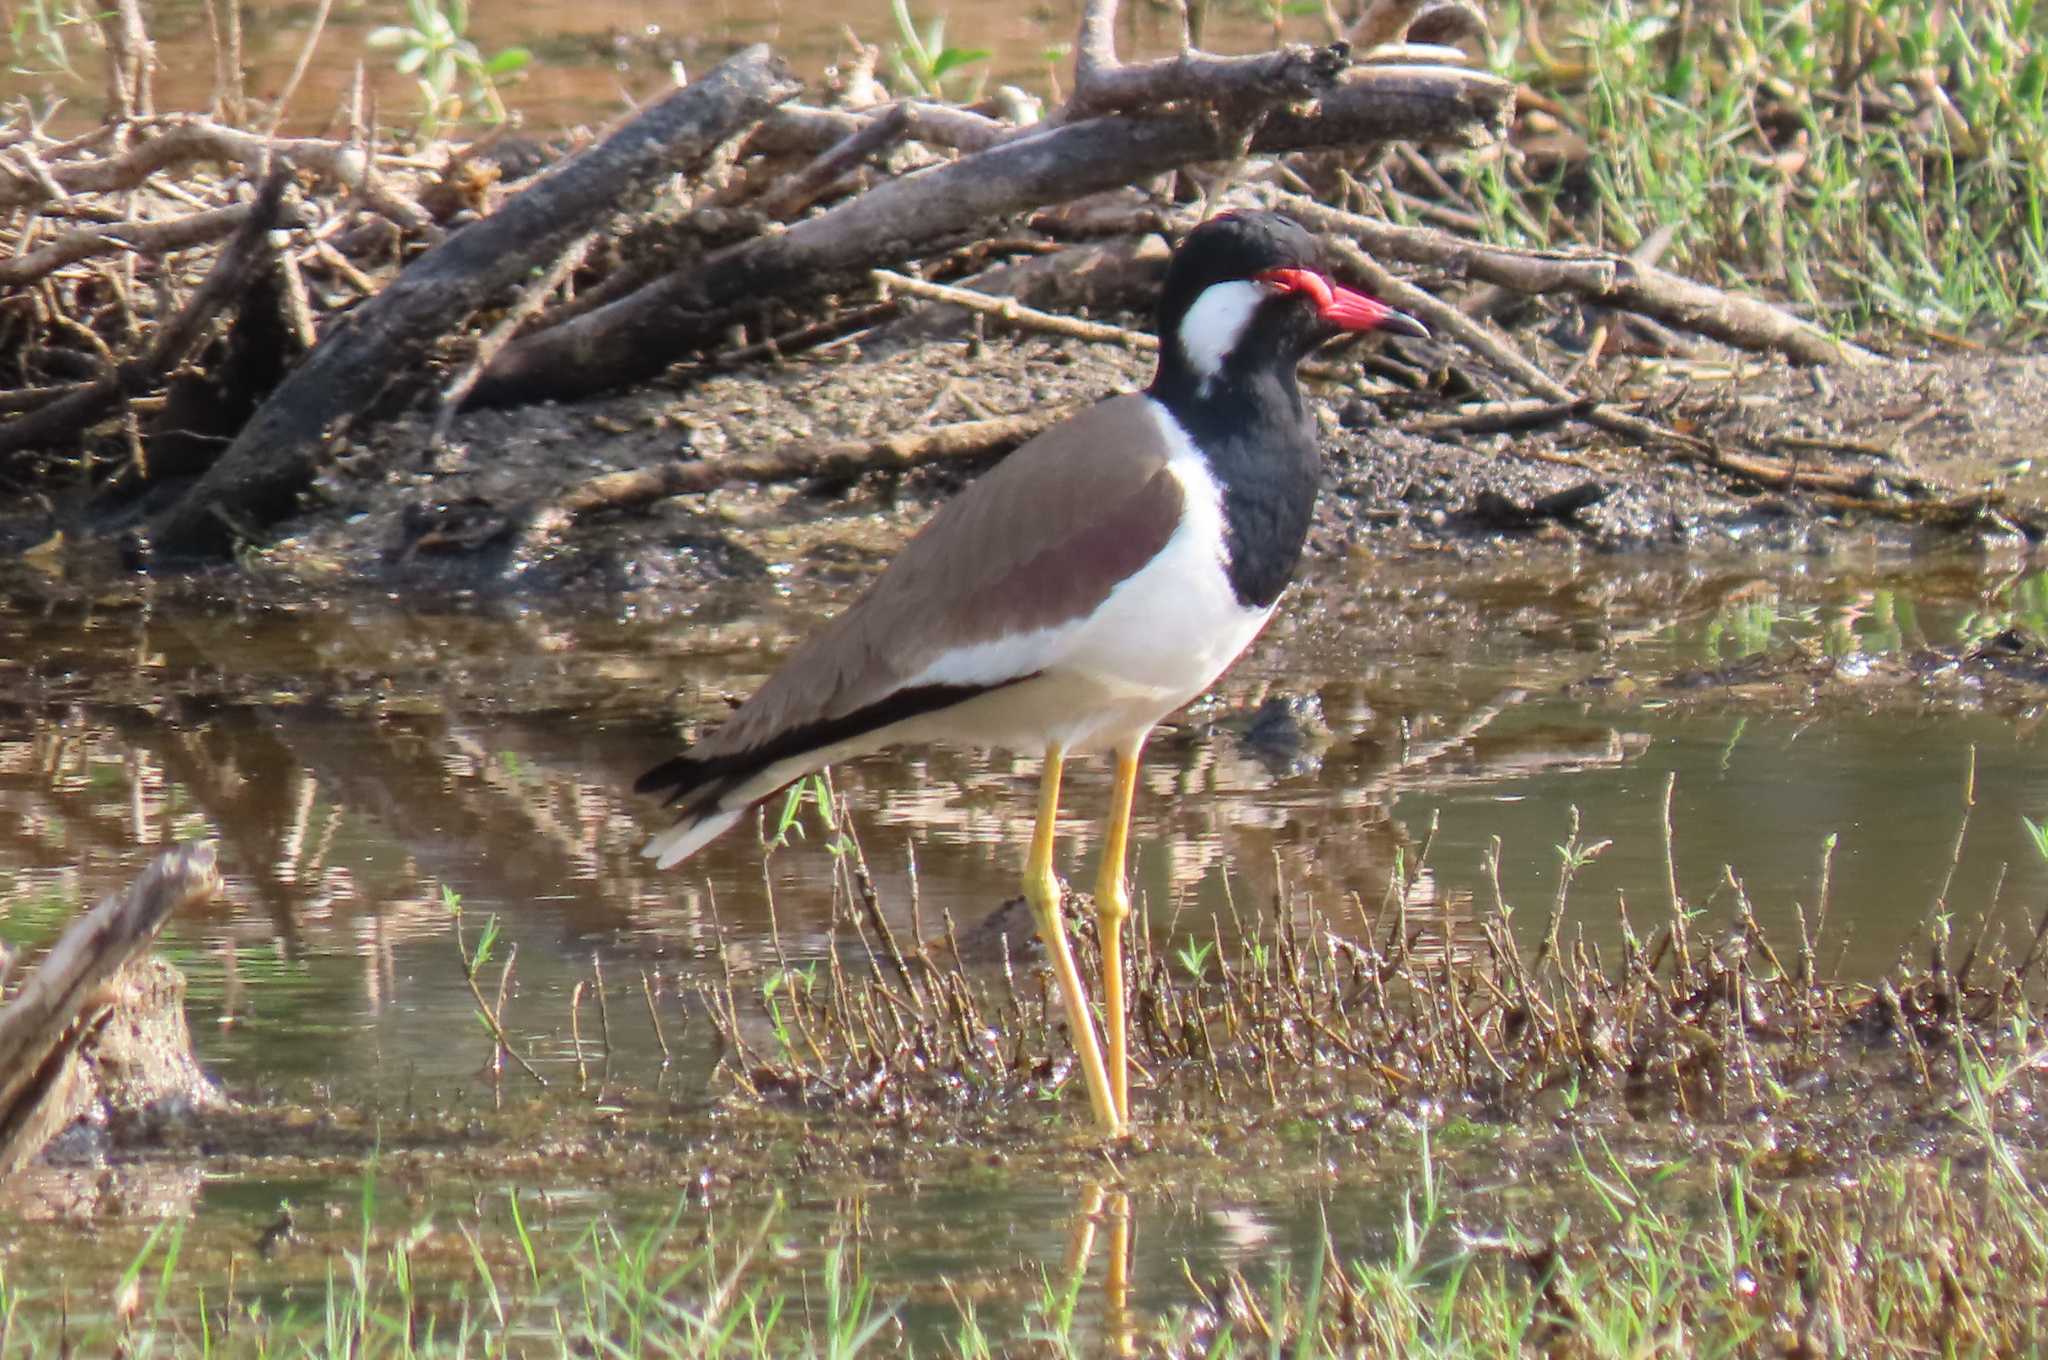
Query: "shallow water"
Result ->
[[48, 0, 1274, 135], [2, 549, 2045, 1337]]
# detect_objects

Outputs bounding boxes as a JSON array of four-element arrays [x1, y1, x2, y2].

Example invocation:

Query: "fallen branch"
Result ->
[[0, 842, 221, 1175], [756, 103, 912, 218], [0, 116, 401, 212], [0, 200, 254, 288], [874, 265, 1377, 385], [466, 64, 1513, 408], [1348, 0, 1431, 50], [431, 228, 598, 446], [1404, 396, 1597, 436], [1277, 193, 1873, 367], [746, 101, 1012, 159], [1684, 444, 1894, 496], [0, 165, 290, 464], [548, 404, 1078, 519], [1069, 40, 1355, 118], [873, 268, 1157, 352], [143, 47, 802, 561]]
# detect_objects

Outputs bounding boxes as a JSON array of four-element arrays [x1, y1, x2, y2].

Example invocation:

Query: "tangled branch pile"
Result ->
[[3, 0, 1878, 569]]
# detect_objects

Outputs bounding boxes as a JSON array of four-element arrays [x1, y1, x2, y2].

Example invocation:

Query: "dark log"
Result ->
[[140, 46, 801, 562], [465, 64, 1513, 409]]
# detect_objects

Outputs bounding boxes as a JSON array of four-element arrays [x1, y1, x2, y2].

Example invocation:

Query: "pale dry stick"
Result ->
[[708, 303, 900, 369], [1930, 745, 1978, 919], [905, 839, 928, 961], [1532, 807, 1610, 974], [1402, 396, 1595, 437], [101, 0, 157, 121], [1330, 233, 1710, 456], [1661, 771, 1683, 920], [640, 971, 671, 1067], [276, 250, 319, 350], [2, 146, 67, 206], [146, 172, 222, 214], [570, 979, 589, 1088], [873, 268, 1157, 352], [874, 267, 1375, 386], [205, 0, 246, 126], [544, 404, 1081, 525], [0, 203, 255, 288], [294, 232, 373, 291], [491, 945, 519, 1076], [1329, 236, 1562, 392], [432, 230, 598, 447], [1809, 831, 1837, 982], [1275, 192, 1874, 366], [0, 120, 391, 212], [744, 101, 1011, 159], [265, 0, 339, 138], [591, 952, 614, 1065]]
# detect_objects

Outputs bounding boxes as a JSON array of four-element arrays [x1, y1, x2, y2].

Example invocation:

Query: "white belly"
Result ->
[[909, 405, 1276, 754]]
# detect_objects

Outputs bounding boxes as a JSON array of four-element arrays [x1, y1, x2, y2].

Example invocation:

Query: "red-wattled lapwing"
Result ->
[[638, 211, 1425, 1136]]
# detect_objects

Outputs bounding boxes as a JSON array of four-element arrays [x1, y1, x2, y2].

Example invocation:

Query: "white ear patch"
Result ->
[[1175, 280, 1266, 383]]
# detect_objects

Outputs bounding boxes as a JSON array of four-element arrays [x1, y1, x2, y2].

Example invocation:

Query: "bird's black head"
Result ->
[[1150, 211, 1424, 402]]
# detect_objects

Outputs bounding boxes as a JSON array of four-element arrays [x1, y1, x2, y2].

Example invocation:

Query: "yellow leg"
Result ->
[[1027, 745, 1121, 1135], [1104, 1191, 1134, 1358], [1094, 741, 1143, 1130]]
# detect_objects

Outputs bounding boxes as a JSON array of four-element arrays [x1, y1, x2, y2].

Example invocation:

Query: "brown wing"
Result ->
[[687, 393, 1182, 762]]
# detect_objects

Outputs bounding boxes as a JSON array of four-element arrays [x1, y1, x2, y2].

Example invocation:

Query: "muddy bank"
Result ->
[[113, 328, 2034, 601]]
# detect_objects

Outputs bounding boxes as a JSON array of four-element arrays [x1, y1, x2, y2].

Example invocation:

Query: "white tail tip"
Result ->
[[642, 806, 746, 869]]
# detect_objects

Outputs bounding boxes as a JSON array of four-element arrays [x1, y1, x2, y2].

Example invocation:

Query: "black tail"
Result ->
[[634, 678, 1024, 809]]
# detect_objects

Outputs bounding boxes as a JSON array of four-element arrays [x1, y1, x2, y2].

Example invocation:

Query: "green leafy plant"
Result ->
[[886, 0, 990, 100], [3, 0, 92, 79], [367, 0, 530, 136], [1957, 570, 2048, 648]]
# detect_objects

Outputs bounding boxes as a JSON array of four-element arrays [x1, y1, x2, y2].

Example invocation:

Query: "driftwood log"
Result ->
[[0, 842, 222, 1176], [141, 46, 803, 561]]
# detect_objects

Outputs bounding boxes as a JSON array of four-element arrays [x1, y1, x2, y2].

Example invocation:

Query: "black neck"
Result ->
[[1150, 360, 1322, 610]]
